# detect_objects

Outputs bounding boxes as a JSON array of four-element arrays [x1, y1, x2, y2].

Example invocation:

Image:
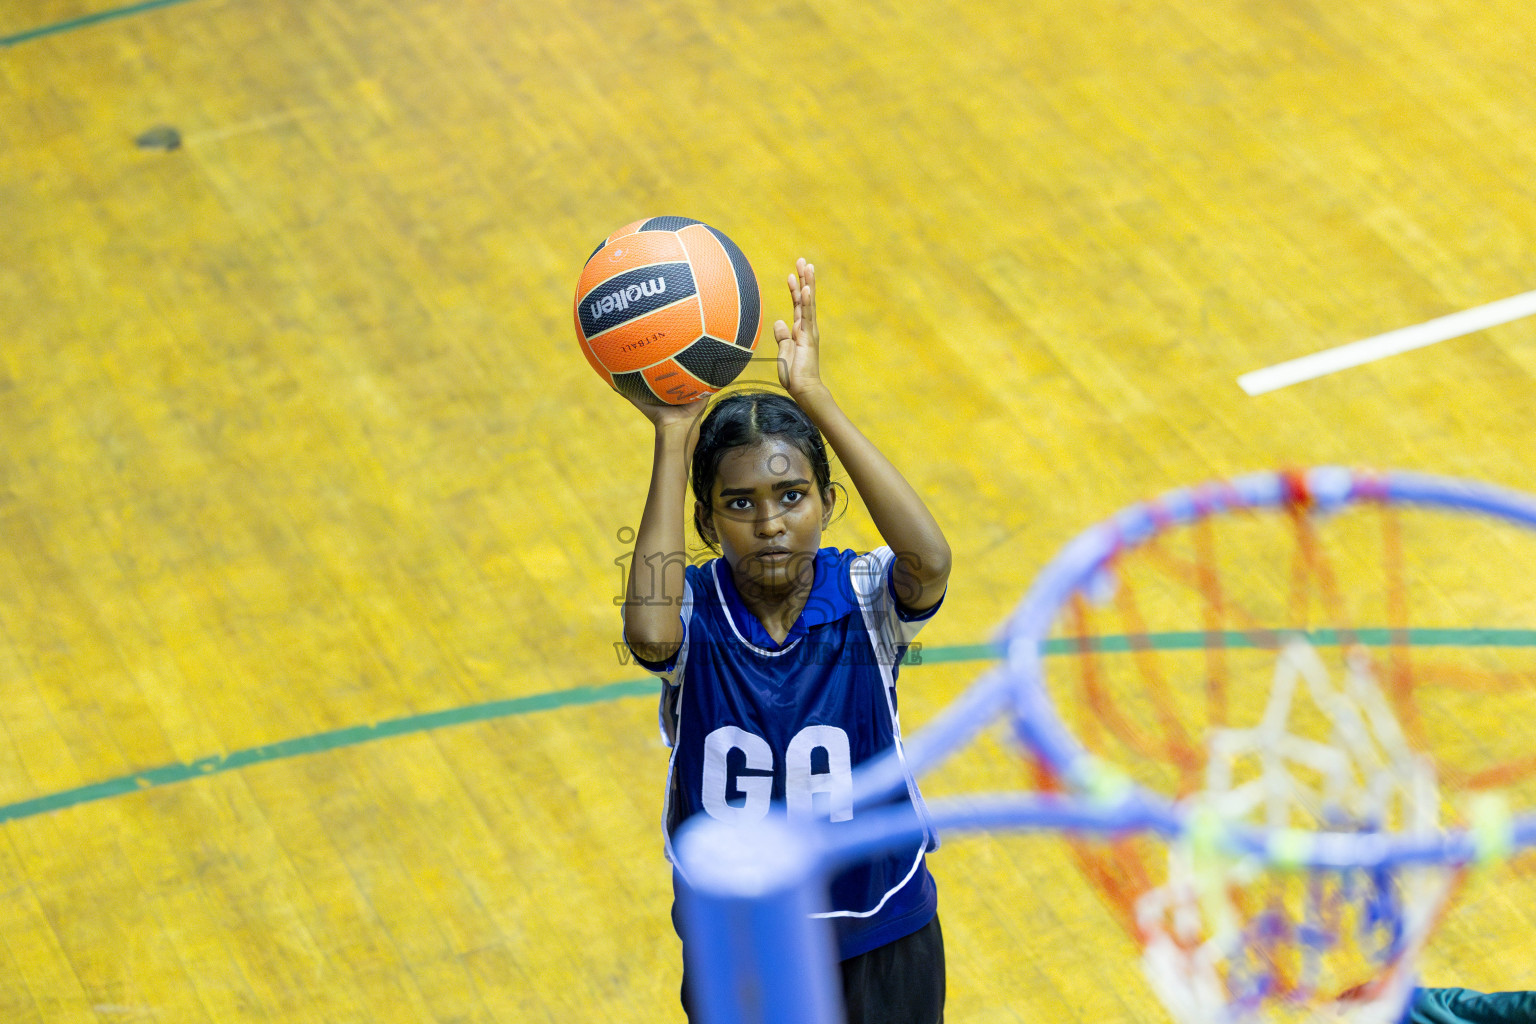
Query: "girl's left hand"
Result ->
[[773, 258, 825, 399]]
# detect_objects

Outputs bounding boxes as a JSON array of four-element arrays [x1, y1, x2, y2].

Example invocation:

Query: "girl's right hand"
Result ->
[[622, 391, 711, 430]]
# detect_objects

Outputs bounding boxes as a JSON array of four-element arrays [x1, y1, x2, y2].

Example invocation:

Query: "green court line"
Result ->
[[0, 679, 658, 824], [1037, 627, 1536, 655], [5, 628, 1536, 825], [0, 0, 207, 47]]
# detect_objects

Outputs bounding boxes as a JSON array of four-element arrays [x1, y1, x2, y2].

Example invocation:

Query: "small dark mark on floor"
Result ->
[[135, 125, 182, 150]]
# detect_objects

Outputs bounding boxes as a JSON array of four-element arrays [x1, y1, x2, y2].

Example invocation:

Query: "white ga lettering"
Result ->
[[701, 724, 854, 824], [590, 277, 666, 321], [702, 726, 772, 823], [786, 725, 852, 822]]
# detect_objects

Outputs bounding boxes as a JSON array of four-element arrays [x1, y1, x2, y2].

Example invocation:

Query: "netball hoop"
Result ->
[[676, 468, 1536, 1024]]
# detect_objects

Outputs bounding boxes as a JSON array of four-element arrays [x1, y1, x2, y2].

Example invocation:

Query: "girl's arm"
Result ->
[[775, 259, 951, 612], [622, 398, 706, 663]]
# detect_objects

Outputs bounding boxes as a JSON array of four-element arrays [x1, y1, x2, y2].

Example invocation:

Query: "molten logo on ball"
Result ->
[[589, 277, 667, 321]]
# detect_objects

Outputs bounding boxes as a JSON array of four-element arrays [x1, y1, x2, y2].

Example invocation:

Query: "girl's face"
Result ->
[[700, 439, 832, 596]]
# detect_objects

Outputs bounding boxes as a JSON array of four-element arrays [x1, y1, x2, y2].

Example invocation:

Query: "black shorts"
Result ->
[[679, 912, 945, 1024], [839, 913, 946, 1024]]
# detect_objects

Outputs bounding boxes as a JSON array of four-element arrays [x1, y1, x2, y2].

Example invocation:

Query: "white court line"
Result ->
[[181, 106, 327, 145], [1238, 289, 1536, 395]]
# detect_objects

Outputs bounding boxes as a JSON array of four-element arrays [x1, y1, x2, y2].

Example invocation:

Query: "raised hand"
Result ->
[[773, 258, 824, 399]]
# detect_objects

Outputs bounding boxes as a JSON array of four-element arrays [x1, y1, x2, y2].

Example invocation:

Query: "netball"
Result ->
[[573, 216, 762, 405]]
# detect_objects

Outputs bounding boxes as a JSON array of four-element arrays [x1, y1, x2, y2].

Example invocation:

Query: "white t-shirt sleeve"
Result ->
[[850, 546, 943, 673], [621, 578, 694, 747]]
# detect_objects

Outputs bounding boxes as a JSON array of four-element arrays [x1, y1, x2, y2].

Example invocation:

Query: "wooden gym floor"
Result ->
[[2, 0, 1535, 1020]]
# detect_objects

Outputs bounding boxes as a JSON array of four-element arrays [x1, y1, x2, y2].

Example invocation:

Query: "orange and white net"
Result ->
[[1013, 469, 1536, 1023]]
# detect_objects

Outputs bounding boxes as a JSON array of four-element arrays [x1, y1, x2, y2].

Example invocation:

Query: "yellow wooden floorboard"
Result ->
[[3, 0, 1536, 1019]]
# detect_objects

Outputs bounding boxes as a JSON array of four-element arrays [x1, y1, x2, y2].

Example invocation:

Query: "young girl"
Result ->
[[622, 259, 951, 1024]]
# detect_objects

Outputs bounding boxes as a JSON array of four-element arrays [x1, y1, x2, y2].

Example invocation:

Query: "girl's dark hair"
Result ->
[[691, 389, 838, 550]]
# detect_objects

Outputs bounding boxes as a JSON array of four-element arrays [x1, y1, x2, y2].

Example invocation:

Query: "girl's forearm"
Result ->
[[624, 420, 694, 657], [795, 385, 951, 583]]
